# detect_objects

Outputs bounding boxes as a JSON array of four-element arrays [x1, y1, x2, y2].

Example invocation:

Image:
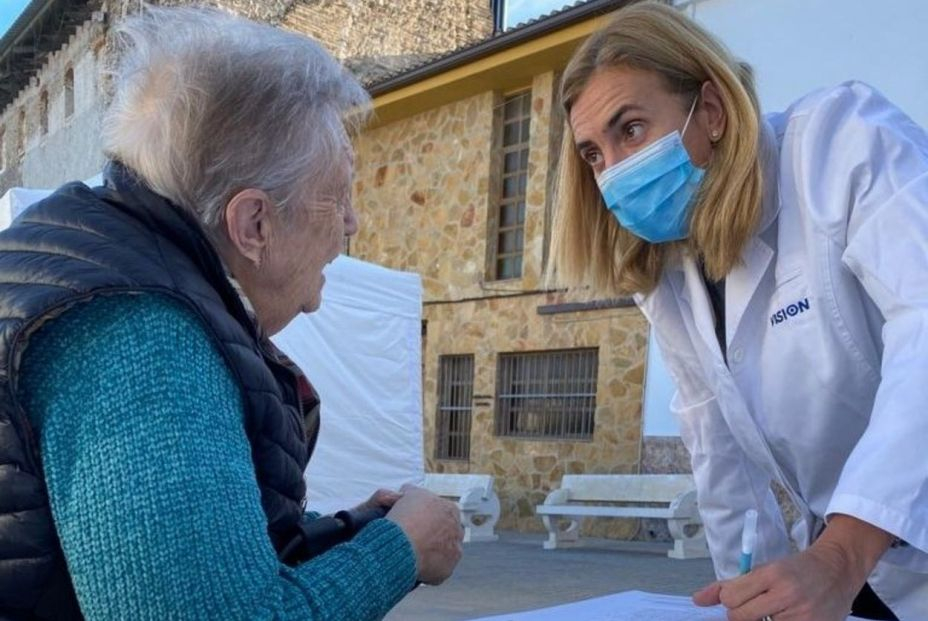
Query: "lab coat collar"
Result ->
[[667, 117, 782, 358], [756, 117, 782, 236], [724, 118, 781, 343], [662, 116, 781, 271]]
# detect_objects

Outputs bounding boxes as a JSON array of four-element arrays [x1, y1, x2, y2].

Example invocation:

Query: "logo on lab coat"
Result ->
[[770, 298, 811, 326]]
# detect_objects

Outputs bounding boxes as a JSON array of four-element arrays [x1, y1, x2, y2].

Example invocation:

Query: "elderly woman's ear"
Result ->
[[224, 189, 274, 269]]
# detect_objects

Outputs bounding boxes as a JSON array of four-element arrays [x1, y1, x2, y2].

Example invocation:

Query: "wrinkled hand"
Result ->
[[693, 515, 892, 621], [352, 488, 403, 515], [386, 484, 463, 585]]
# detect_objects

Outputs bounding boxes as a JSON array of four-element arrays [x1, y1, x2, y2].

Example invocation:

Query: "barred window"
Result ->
[[16, 109, 25, 155], [489, 90, 531, 280], [495, 348, 598, 440], [436, 354, 474, 460], [64, 67, 75, 119], [39, 90, 48, 136]]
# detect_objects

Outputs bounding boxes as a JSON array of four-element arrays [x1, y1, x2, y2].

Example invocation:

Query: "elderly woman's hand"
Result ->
[[352, 488, 403, 514], [386, 484, 463, 585]]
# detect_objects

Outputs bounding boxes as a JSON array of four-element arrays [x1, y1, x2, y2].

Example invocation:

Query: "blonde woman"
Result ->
[[551, 3, 928, 620]]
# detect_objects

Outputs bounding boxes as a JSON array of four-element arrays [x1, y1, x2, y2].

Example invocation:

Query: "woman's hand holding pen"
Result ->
[[692, 514, 893, 621], [694, 544, 857, 621]]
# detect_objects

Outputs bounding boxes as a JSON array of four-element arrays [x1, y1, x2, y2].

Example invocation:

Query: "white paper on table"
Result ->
[[465, 590, 868, 621]]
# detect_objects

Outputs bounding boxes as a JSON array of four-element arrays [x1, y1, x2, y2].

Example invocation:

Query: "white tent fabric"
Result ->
[[0, 183, 426, 516], [0, 173, 102, 226], [0, 187, 52, 227], [272, 256, 425, 514]]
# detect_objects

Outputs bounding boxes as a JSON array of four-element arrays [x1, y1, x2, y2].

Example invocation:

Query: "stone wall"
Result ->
[[0, 14, 108, 191], [352, 71, 560, 301], [422, 295, 650, 536], [281, 0, 493, 84], [1, 0, 493, 195], [352, 89, 495, 299], [352, 71, 654, 537]]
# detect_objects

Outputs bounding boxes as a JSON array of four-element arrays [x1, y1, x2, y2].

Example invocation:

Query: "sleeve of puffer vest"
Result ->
[[18, 293, 417, 621]]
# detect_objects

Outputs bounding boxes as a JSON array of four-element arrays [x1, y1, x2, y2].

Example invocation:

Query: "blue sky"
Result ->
[[0, 0, 31, 39], [505, 0, 575, 29]]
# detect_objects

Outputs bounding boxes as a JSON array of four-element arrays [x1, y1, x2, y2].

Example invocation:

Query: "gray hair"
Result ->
[[101, 6, 369, 231]]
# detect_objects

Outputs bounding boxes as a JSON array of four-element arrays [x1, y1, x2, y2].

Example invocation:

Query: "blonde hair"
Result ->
[[549, 1, 762, 295]]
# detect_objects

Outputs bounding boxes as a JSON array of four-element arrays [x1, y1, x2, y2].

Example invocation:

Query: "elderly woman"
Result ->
[[551, 3, 928, 621], [0, 7, 461, 620]]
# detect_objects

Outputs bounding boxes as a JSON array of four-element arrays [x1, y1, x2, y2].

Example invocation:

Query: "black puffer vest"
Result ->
[[0, 163, 312, 619]]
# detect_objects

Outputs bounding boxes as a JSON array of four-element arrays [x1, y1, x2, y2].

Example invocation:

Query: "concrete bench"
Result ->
[[535, 474, 709, 559], [423, 473, 500, 543]]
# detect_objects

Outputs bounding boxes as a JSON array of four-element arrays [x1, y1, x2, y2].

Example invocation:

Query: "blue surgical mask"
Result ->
[[596, 97, 704, 243]]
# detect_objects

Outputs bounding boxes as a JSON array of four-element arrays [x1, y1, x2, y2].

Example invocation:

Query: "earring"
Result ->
[[711, 130, 720, 141]]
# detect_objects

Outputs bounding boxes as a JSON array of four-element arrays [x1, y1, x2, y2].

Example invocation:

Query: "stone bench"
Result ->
[[535, 474, 709, 559], [423, 473, 500, 543]]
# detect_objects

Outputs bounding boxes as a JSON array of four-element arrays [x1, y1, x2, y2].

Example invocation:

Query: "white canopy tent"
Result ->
[[0, 183, 426, 516], [0, 187, 51, 227], [272, 256, 425, 514]]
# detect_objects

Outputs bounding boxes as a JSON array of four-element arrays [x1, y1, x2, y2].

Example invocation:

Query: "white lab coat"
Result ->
[[636, 82, 928, 619]]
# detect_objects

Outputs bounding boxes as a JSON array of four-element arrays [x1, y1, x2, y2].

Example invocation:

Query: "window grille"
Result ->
[[39, 90, 48, 136], [436, 354, 474, 460], [495, 348, 598, 440], [490, 90, 531, 280], [64, 68, 74, 119]]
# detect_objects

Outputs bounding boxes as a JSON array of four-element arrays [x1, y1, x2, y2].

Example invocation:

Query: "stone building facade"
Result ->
[[281, 0, 493, 83], [0, 14, 108, 193], [0, 0, 493, 195], [1, 0, 696, 541], [350, 4, 680, 537]]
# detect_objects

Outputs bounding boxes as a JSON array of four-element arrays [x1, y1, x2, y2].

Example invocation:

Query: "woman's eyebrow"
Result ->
[[606, 103, 645, 131]]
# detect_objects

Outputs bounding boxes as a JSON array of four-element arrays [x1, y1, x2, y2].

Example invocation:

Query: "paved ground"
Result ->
[[385, 531, 717, 621]]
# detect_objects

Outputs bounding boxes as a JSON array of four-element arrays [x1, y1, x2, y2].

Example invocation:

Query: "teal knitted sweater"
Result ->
[[19, 293, 417, 620]]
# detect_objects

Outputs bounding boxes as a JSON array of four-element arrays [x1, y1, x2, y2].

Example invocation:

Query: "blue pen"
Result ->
[[739, 509, 758, 575]]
